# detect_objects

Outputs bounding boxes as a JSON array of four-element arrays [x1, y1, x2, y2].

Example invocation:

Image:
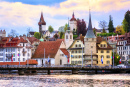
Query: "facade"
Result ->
[[97, 37, 112, 66], [65, 21, 73, 49], [68, 35, 84, 65], [0, 30, 6, 37], [38, 12, 46, 36], [0, 37, 32, 62], [32, 39, 69, 66], [69, 12, 77, 32], [28, 31, 35, 37]]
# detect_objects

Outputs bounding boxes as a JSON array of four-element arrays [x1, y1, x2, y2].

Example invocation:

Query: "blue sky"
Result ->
[[0, 0, 130, 36]]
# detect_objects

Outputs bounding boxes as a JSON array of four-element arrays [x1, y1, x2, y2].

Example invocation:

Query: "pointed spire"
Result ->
[[38, 12, 46, 25], [72, 11, 74, 18], [85, 9, 96, 38]]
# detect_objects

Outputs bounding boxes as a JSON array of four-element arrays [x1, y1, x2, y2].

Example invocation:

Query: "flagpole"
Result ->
[[44, 48, 45, 66], [91, 50, 92, 67]]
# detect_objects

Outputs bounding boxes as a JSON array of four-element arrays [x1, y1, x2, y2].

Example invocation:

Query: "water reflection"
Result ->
[[0, 74, 130, 87]]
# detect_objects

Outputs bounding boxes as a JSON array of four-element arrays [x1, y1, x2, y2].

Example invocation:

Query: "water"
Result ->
[[0, 74, 130, 87]]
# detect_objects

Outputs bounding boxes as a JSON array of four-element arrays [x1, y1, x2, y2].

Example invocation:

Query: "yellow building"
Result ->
[[97, 37, 113, 66], [68, 36, 84, 65]]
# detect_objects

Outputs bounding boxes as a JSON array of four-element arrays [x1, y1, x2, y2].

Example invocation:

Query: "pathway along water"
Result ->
[[0, 73, 130, 87]]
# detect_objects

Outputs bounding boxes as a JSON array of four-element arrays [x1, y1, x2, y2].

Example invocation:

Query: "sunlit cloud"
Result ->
[[0, 0, 129, 35]]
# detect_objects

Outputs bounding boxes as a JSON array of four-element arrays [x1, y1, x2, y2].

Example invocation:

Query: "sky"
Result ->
[[0, 0, 130, 36]]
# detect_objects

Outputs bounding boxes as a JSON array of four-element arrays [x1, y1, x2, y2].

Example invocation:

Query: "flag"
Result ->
[[71, 55, 73, 57], [11, 54, 13, 62], [48, 55, 50, 62], [119, 58, 121, 64], [101, 57, 103, 64], [68, 57, 69, 63], [65, 55, 67, 58]]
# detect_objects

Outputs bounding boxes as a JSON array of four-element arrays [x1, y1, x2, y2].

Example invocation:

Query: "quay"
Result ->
[[0, 66, 130, 75]]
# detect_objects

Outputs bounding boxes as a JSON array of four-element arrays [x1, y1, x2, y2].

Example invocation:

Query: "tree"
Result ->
[[99, 20, 107, 31], [34, 32, 41, 39], [116, 25, 125, 35], [122, 18, 129, 32], [48, 25, 54, 33], [58, 26, 65, 32], [108, 15, 114, 33], [125, 11, 130, 32], [77, 19, 87, 36], [112, 52, 120, 65], [93, 28, 96, 36], [64, 24, 68, 32], [54, 34, 59, 40], [9, 29, 18, 37], [102, 29, 106, 33], [59, 32, 64, 39]]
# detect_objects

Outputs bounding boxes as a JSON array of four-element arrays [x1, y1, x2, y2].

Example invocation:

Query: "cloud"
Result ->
[[0, 0, 130, 35]]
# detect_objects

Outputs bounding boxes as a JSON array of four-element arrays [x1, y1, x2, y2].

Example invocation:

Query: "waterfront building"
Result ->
[[84, 10, 98, 65], [97, 37, 113, 66], [0, 37, 32, 62], [68, 35, 84, 65], [31, 39, 69, 66]]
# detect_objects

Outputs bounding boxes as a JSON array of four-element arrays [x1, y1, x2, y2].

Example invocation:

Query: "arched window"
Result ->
[[66, 35, 68, 39], [60, 59, 62, 65]]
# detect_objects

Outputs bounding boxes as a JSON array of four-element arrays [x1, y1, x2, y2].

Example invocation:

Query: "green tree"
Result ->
[[48, 25, 54, 33], [125, 11, 130, 32], [93, 28, 96, 36], [59, 32, 64, 39], [108, 15, 114, 33], [58, 26, 65, 32], [61, 34, 65, 39], [34, 32, 41, 39], [122, 18, 129, 32], [112, 52, 120, 65], [102, 29, 106, 33], [54, 34, 59, 40], [116, 25, 125, 35], [64, 23, 68, 32]]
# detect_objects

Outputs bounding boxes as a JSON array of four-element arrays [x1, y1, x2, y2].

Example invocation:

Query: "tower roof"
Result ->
[[85, 10, 96, 38], [38, 12, 46, 25], [70, 12, 77, 21]]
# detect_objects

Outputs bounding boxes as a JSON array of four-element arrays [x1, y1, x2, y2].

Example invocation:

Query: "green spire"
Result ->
[[40, 37, 44, 42]]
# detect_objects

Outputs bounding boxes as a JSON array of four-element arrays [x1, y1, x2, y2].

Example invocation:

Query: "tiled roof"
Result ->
[[32, 40, 63, 58], [0, 37, 28, 48], [60, 48, 69, 56], [27, 37, 39, 44], [76, 35, 84, 44], [70, 12, 77, 21], [38, 12, 46, 25]]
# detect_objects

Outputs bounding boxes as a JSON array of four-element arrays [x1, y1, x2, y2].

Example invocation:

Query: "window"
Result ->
[[18, 58, 20, 61], [75, 51, 77, 53], [28, 53, 30, 56], [75, 55, 77, 58], [107, 50, 109, 53], [77, 41, 79, 42], [75, 61, 77, 64], [72, 51, 74, 53], [0, 58, 3, 61], [23, 58, 25, 61], [79, 50, 81, 53], [100, 44, 103, 47], [79, 44, 81, 47], [23, 53, 25, 56], [75, 45, 77, 47], [70, 35, 72, 39], [106, 55, 110, 58], [78, 61, 81, 64], [101, 50, 104, 53], [13, 58, 15, 61], [101, 55, 104, 58], [71, 61, 74, 64], [104, 44, 106, 47], [107, 61, 110, 64], [91, 46, 93, 48], [66, 35, 68, 39], [0, 53, 3, 56], [18, 48, 20, 51], [92, 38, 94, 41]]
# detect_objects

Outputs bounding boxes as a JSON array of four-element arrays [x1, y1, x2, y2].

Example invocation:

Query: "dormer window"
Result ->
[[100, 44, 103, 47], [104, 44, 106, 47]]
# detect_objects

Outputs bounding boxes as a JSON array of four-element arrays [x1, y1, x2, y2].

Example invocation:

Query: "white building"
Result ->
[[31, 39, 69, 66], [0, 37, 32, 62], [0, 30, 6, 37]]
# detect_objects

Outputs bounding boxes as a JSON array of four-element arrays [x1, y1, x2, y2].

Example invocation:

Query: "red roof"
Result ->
[[70, 12, 77, 21], [0, 37, 28, 48], [27, 37, 40, 44], [38, 12, 46, 25], [32, 40, 63, 58], [60, 48, 69, 56]]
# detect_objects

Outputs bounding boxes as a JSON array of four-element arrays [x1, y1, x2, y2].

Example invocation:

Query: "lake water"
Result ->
[[0, 74, 130, 87]]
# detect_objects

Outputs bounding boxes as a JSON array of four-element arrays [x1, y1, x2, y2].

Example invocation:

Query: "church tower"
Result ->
[[65, 19, 73, 49], [38, 12, 46, 36], [69, 12, 77, 32], [84, 10, 97, 65]]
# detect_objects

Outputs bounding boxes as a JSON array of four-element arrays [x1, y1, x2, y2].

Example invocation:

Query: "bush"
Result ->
[[73, 35, 78, 39]]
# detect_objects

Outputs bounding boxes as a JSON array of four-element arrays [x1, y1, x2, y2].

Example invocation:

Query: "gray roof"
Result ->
[[85, 11, 96, 38]]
